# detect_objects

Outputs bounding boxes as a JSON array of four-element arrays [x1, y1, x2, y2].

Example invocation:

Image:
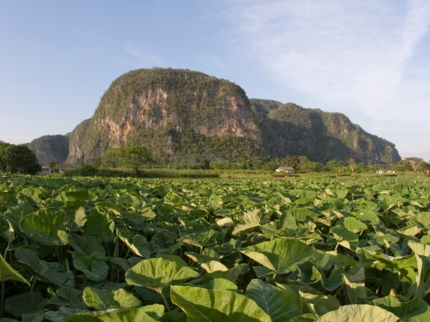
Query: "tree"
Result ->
[[300, 160, 323, 173], [0, 143, 41, 174], [283, 155, 300, 170], [326, 159, 348, 174], [348, 158, 357, 174], [198, 159, 210, 169], [48, 161, 59, 174], [356, 163, 369, 173], [105, 146, 153, 174], [404, 157, 428, 173]]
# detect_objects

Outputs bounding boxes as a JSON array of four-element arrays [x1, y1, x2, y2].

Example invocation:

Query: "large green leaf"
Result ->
[[85, 208, 115, 243], [405, 307, 430, 322], [232, 209, 261, 236], [330, 225, 358, 251], [415, 212, 430, 229], [320, 268, 344, 292], [291, 208, 318, 222], [19, 209, 70, 246], [0, 253, 30, 285], [70, 206, 87, 231], [201, 278, 238, 292], [15, 248, 74, 287], [414, 255, 430, 298], [117, 231, 151, 258], [299, 289, 340, 316], [246, 279, 301, 321], [21, 311, 44, 322], [72, 251, 109, 282], [364, 250, 417, 275], [69, 234, 106, 256], [170, 285, 271, 322], [82, 287, 142, 310], [204, 263, 248, 283], [150, 230, 180, 255], [56, 189, 95, 206], [120, 209, 156, 230], [200, 260, 227, 273], [410, 239, 430, 296], [0, 318, 20, 322], [43, 307, 83, 322], [316, 304, 399, 322], [373, 296, 428, 320], [341, 217, 368, 233], [185, 248, 219, 265], [125, 255, 199, 292], [343, 274, 367, 304], [179, 229, 219, 248], [5, 292, 47, 318], [68, 303, 164, 321], [47, 286, 87, 309], [2, 202, 34, 229], [240, 238, 320, 274]]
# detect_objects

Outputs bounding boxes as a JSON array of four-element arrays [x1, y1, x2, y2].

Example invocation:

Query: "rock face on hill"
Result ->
[[66, 68, 261, 164], [66, 68, 401, 165], [66, 119, 91, 165], [27, 135, 69, 165]]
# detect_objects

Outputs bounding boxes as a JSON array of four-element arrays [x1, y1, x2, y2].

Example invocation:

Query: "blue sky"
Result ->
[[1, 0, 430, 161]]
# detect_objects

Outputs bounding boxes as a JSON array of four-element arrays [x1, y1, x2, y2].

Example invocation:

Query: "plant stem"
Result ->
[[1, 241, 10, 318], [0, 281, 5, 318], [104, 242, 111, 257], [160, 291, 171, 312], [124, 250, 130, 259], [29, 277, 37, 293], [113, 236, 119, 258]]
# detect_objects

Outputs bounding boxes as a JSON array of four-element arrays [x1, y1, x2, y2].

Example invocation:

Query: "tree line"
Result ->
[[1, 141, 428, 176], [84, 146, 430, 175]]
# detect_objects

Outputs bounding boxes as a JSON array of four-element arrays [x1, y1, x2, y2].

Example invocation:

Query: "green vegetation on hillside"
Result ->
[[68, 68, 261, 165], [252, 100, 401, 163]]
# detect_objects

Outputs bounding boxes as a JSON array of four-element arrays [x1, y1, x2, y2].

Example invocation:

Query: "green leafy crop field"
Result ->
[[0, 175, 430, 321]]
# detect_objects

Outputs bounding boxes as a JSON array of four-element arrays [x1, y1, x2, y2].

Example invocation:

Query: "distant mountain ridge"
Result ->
[[25, 68, 400, 165], [25, 135, 69, 165], [251, 99, 400, 163]]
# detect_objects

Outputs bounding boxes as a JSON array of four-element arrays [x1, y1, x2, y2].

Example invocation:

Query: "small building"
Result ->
[[40, 166, 51, 175], [275, 166, 295, 174], [59, 163, 74, 174]]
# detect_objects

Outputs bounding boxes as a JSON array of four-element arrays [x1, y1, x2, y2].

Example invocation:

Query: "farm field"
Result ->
[[1, 175, 430, 321]]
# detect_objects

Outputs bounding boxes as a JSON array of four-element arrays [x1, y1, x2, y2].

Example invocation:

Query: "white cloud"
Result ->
[[225, 1, 430, 115], [222, 0, 430, 158], [401, 0, 430, 59]]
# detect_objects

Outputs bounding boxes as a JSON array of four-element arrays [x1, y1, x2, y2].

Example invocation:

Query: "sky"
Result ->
[[1, 0, 430, 161]]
